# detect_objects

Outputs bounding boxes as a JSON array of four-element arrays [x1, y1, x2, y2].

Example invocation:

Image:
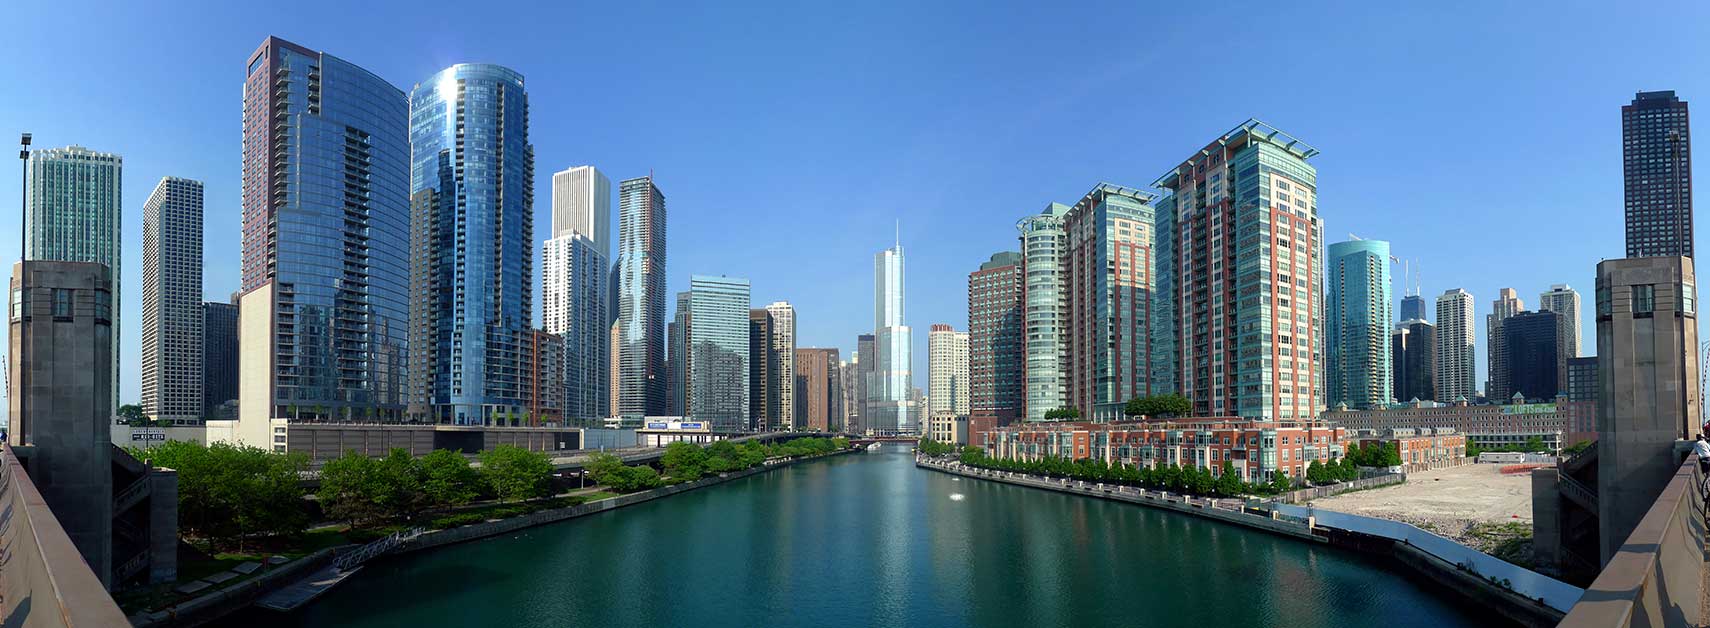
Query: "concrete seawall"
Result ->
[[920, 458, 1566, 627]]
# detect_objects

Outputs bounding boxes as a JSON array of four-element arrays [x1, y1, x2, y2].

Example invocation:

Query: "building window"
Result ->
[[52, 289, 72, 319], [1634, 284, 1655, 314]]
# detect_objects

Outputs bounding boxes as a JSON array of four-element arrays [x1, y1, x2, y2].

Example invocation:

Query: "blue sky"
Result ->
[[3, 1, 1707, 410]]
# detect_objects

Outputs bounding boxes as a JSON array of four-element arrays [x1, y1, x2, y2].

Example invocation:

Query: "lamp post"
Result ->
[[18, 132, 28, 263]]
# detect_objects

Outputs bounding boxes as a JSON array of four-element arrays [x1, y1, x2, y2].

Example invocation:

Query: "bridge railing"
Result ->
[[1, 444, 130, 627], [1556, 455, 1705, 628]]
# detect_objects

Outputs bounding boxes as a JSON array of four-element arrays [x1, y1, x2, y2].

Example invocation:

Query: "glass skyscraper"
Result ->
[[240, 36, 410, 425], [1017, 204, 1068, 421], [1622, 90, 1692, 258], [409, 63, 535, 426], [617, 176, 667, 418], [141, 177, 205, 424], [685, 275, 750, 430], [871, 242, 913, 434], [25, 144, 123, 417], [1326, 239, 1393, 409], [542, 232, 607, 421]]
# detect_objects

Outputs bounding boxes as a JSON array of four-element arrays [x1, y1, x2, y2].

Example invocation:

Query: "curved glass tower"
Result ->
[[408, 64, 535, 425], [1326, 239, 1393, 409], [1017, 204, 1068, 421], [240, 37, 410, 426]]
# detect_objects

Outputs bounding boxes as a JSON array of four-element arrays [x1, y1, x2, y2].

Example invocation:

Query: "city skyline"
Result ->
[[4, 3, 1709, 411]]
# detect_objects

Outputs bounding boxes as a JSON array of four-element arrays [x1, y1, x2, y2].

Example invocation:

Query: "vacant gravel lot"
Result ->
[[1308, 463, 1535, 555]]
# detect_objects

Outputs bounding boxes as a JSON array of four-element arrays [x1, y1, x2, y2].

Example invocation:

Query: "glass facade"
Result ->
[[542, 233, 608, 420], [1326, 239, 1393, 409], [25, 144, 123, 417], [617, 177, 667, 418], [203, 302, 239, 417], [141, 177, 205, 423], [686, 276, 750, 430], [871, 245, 913, 433], [408, 63, 535, 425], [1065, 184, 1159, 420], [1017, 204, 1068, 421], [241, 37, 411, 423]]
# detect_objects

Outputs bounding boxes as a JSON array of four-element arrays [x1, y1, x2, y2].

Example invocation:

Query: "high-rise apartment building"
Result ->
[[968, 251, 1023, 438], [1434, 288, 1477, 401], [1326, 239, 1393, 409], [520, 329, 565, 424], [684, 276, 750, 430], [927, 324, 970, 417], [1486, 288, 1525, 400], [1399, 294, 1428, 323], [1538, 284, 1582, 358], [1622, 91, 1692, 259], [871, 242, 913, 434], [795, 348, 842, 432], [853, 334, 874, 434], [1017, 203, 1069, 421], [1566, 355, 1598, 403], [542, 232, 608, 421], [25, 144, 122, 417], [203, 302, 239, 418], [1155, 120, 1323, 420], [1595, 256, 1700, 562], [1065, 184, 1160, 420], [1504, 310, 1561, 401], [667, 291, 690, 417], [141, 177, 205, 424], [239, 37, 409, 435], [765, 301, 796, 430], [550, 165, 612, 259], [1392, 320, 1435, 403], [408, 63, 535, 426], [748, 309, 774, 430], [617, 176, 668, 417]]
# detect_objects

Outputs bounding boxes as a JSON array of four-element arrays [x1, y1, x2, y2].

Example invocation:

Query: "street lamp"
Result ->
[[19, 132, 29, 263]]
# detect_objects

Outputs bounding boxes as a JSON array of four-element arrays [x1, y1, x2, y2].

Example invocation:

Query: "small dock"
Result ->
[[254, 565, 361, 611]]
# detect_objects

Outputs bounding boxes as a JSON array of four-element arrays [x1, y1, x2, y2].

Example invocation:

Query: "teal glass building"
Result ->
[[25, 144, 123, 417], [408, 64, 535, 425], [1326, 239, 1393, 409], [686, 276, 750, 429]]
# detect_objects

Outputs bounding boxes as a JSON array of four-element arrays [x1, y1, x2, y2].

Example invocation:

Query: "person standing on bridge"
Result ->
[[1693, 434, 1710, 475]]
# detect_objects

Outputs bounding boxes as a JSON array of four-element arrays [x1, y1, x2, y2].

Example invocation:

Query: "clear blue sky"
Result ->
[[3, 1, 1707, 410]]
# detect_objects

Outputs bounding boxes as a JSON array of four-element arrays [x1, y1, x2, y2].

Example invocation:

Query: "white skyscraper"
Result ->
[[542, 233, 609, 420], [765, 301, 797, 430], [1538, 284, 1583, 358], [1435, 288, 1477, 401], [552, 165, 612, 260], [141, 177, 205, 424], [872, 239, 914, 434], [927, 324, 970, 416]]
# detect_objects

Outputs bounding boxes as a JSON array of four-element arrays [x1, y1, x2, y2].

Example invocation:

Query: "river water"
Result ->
[[238, 445, 1489, 628]]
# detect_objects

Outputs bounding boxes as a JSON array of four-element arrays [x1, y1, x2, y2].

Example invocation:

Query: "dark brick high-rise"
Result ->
[[968, 251, 1023, 445], [1623, 90, 1692, 258]]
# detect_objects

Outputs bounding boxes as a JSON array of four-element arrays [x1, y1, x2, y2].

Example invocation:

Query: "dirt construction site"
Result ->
[[1307, 463, 1536, 564]]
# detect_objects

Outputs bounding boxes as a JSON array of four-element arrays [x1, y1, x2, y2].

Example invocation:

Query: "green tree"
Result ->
[[118, 403, 147, 425], [606, 464, 664, 492], [1215, 461, 1244, 496], [1043, 407, 1080, 420], [1123, 394, 1192, 419], [1269, 470, 1293, 494], [137, 440, 308, 549], [585, 452, 625, 486], [319, 451, 386, 526], [420, 448, 480, 508], [660, 441, 708, 481], [479, 445, 553, 501]]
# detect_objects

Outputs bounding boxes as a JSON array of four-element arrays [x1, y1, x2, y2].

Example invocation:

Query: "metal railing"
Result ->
[[333, 527, 425, 573]]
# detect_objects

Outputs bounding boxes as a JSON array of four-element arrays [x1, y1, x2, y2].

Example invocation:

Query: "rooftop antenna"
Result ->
[[894, 219, 900, 250]]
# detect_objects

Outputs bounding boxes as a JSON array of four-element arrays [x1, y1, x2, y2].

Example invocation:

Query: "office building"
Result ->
[[1504, 310, 1562, 401], [409, 63, 535, 425], [795, 347, 842, 432], [1393, 319, 1435, 403], [1622, 91, 1693, 258], [1399, 294, 1428, 323], [1155, 120, 1323, 420], [1326, 239, 1393, 409], [239, 37, 409, 439], [1065, 184, 1160, 420], [853, 334, 874, 434], [1539, 284, 1582, 358], [202, 302, 238, 418], [749, 309, 773, 430], [1566, 355, 1598, 403], [1595, 256, 1700, 563], [140, 177, 204, 424], [550, 165, 611, 259], [542, 232, 608, 421], [684, 276, 750, 430], [1017, 204, 1069, 421], [765, 301, 796, 430], [1487, 288, 1525, 401], [667, 291, 690, 417], [927, 324, 969, 417], [25, 144, 122, 417], [1435, 288, 1477, 401], [617, 176, 668, 417], [871, 241, 913, 434], [968, 251, 1023, 442]]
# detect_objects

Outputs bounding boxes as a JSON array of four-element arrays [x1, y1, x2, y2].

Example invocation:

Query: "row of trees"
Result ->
[[315, 445, 555, 527], [588, 437, 851, 492], [1466, 436, 1550, 457], [129, 441, 309, 551], [1123, 394, 1192, 418], [954, 442, 1387, 498]]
